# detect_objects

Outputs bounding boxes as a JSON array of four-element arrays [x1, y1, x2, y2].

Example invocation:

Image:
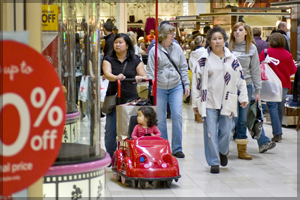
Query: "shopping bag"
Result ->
[[78, 76, 88, 102], [260, 62, 268, 81], [116, 105, 156, 142], [246, 101, 263, 139], [100, 76, 109, 102], [253, 55, 282, 102]]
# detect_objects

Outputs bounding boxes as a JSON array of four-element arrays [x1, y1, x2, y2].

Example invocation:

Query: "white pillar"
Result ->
[[116, 0, 127, 33]]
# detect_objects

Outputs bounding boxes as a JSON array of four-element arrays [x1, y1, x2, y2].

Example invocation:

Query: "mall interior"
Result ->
[[1, 0, 300, 198]]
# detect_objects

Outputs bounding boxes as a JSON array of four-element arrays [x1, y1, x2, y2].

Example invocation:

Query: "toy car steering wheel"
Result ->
[[144, 133, 152, 136]]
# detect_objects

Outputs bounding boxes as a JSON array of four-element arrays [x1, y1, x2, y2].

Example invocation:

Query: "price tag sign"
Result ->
[[0, 40, 66, 195]]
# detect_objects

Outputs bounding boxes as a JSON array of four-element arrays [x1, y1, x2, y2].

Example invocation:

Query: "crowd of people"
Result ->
[[99, 20, 298, 173]]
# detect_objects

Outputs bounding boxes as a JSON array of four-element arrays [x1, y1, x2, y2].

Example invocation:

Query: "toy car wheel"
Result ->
[[117, 174, 121, 182], [132, 180, 138, 188], [166, 180, 172, 188], [140, 181, 146, 189]]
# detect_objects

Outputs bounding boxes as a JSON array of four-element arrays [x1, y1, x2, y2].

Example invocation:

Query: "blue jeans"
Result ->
[[157, 84, 183, 154], [203, 109, 233, 166], [104, 108, 117, 159], [234, 85, 270, 147], [234, 85, 253, 139], [267, 88, 288, 137]]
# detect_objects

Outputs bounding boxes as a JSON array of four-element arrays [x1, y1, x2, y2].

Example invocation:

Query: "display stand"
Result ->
[[43, 150, 111, 198]]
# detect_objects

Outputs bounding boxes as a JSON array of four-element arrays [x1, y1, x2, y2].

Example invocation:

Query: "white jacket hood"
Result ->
[[189, 47, 206, 72]]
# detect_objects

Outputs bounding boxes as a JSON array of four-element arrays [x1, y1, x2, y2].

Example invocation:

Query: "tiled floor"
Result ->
[[99, 104, 298, 198]]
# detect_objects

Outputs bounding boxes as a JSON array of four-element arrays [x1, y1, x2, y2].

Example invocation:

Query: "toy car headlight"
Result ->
[[139, 155, 147, 163], [162, 154, 172, 164]]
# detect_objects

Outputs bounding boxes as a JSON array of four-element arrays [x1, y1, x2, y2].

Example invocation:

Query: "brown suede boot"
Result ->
[[195, 113, 203, 123], [236, 139, 252, 160]]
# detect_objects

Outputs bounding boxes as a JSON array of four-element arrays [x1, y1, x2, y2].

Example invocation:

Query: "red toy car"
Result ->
[[112, 135, 181, 188]]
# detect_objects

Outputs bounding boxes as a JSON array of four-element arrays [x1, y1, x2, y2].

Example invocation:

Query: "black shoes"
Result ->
[[173, 151, 185, 158], [219, 152, 228, 167], [272, 134, 282, 142], [210, 165, 219, 173]]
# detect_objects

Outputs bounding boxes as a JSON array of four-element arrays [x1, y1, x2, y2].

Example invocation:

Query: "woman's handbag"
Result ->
[[102, 93, 117, 114], [102, 61, 128, 114]]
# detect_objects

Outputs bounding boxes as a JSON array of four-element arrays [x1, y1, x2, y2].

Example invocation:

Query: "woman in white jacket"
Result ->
[[189, 36, 206, 123], [192, 26, 248, 173]]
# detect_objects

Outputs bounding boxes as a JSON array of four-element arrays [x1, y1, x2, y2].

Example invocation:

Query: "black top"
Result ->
[[293, 65, 300, 102], [104, 55, 142, 104], [104, 32, 115, 57]]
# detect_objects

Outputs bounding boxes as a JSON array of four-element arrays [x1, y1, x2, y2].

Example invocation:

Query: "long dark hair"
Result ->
[[138, 107, 157, 127], [112, 33, 135, 60]]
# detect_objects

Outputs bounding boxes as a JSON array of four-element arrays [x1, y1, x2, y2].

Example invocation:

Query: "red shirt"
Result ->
[[259, 47, 297, 89], [131, 124, 161, 139], [145, 35, 155, 43]]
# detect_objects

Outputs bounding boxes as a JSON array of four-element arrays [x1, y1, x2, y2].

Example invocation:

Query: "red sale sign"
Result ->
[[0, 40, 66, 195]]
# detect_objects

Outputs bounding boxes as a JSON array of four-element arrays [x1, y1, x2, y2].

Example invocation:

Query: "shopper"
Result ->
[[259, 33, 297, 142], [147, 21, 178, 54], [253, 28, 269, 55], [145, 29, 156, 44], [102, 33, 147, 160], [103, 22, 115, 56], [189, 35, 206, 123], [192, 26, 248, 173], [146, 24, 190, 158], [277, 21, 290, 52], [137, 37, 147, 54], [127, 31, 142, 60], [229, 22, 276, 157]]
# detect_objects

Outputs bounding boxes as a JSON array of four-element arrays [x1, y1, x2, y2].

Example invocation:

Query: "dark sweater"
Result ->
[[104, 32, 115, 57], [254, 36, 269, 55]]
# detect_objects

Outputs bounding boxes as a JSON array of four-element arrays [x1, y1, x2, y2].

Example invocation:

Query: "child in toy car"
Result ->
[[131, 107, 161, 139], [112, 108, 180, 188]]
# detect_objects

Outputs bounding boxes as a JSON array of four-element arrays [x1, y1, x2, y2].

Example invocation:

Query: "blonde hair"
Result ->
[[158, 24, 175, 43], [190, 36, 205, 51], [126, 31, 137, 45], [228, 22, 253, 54]]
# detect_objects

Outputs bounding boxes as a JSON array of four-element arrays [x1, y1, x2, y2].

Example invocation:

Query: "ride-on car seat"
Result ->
[[128, 115, 138, 139]]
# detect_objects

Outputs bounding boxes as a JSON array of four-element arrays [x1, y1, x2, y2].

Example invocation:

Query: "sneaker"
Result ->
[[173, 151, 185, 158], [271, 134, 282, 142], [259, 141, 276, 153], [210, 165, 219, 173], [219, 152, 228, 167]]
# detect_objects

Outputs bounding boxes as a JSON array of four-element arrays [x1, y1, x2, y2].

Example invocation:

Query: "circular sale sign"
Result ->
[[0, 40, 66, 195]]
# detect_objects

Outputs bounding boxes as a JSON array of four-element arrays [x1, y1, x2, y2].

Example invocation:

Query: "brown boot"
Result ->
[[236, 139, 252, 160], [195, 113, 203, 123]]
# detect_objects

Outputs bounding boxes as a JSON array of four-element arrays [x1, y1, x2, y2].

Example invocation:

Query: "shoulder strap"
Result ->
[[122, 60, 128, 74], [159, 48, 181, 77]]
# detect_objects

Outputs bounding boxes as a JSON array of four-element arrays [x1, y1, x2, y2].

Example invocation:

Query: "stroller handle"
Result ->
[[119, 78, 152, 82], [117, 78, 155, 101]]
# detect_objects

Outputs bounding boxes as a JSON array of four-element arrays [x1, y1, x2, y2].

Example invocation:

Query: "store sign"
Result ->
[[0, 40, 66, 196], [42, 5, 58, 31], [239, 0, 289, 8]]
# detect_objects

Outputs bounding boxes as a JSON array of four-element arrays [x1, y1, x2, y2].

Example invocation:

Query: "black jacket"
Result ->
[[104, 32, 115, 57], [276, 30, 290, 52]]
